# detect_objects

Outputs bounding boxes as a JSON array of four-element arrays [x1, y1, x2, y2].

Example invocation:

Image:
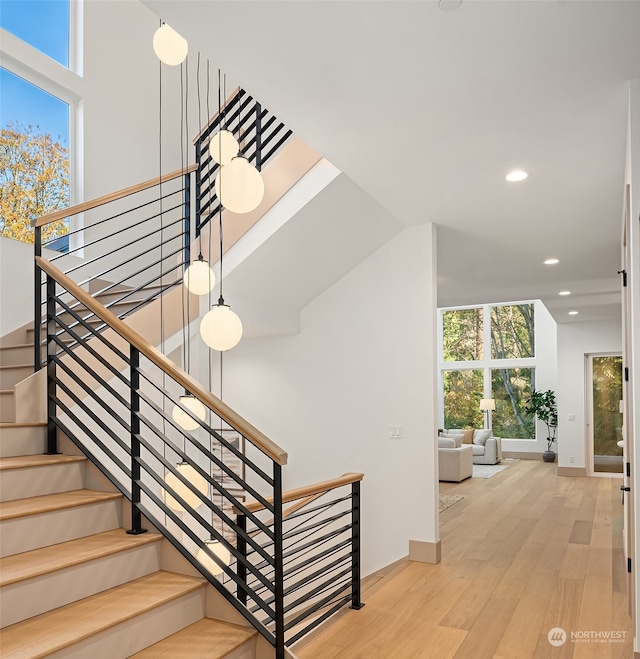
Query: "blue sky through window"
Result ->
[[0, 0, 70, 67], [0, 68, 69, 144]]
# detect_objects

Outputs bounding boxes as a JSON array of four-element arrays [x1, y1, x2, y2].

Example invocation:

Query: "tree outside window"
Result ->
[[491, 367, 535, 439], [442, 308, 483, 361], [1, 121, 69, 245], [443, 369, 483, 429], [491, 303, 534, 359], [440, 302, 538, 439]]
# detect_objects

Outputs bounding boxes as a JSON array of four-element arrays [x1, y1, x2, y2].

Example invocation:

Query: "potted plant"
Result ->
[[526, 389, 558, 462]]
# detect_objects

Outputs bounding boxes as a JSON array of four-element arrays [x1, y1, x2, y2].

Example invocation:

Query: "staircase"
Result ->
[[0, 279, 262, 657], [0, 423, 259, 657], [0, 89, 365, 658]]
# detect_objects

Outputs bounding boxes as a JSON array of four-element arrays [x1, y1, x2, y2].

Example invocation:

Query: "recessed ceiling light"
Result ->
[[568, 310, 579, 315], [544, 258, 559, 265], [438, 0, 462, 11], [559, 291, 571, 296], [506, 170, 528, 182]]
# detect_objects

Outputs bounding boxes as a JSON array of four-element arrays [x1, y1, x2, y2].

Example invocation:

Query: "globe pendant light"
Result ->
[[171, 394, 206, 431], [200, 298, 243, 351], [196, 538, 231, 576], [164, 462, 208, 511], [153, 23, 188, 66], [184, 254, 215, 295], [215, 156, 264, 214], [209, 130, 239, 166]]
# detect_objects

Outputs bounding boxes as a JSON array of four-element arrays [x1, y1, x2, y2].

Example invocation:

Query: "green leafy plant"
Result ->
[[525, 389, 557, 451]]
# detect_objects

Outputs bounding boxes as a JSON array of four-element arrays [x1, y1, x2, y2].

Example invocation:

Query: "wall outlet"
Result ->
[[570, 456, 575, 463], [389, 425, 402, 439], [568, 414, 576, 421]]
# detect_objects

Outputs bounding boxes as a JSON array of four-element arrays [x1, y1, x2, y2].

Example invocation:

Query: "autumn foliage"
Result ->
[[0, 122, 69, 244]]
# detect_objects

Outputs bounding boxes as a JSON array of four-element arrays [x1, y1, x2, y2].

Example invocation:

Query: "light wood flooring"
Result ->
[[294, 459, 633, 659]]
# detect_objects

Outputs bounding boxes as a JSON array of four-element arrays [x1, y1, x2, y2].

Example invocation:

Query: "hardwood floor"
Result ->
[[294, 459, 633, 658]]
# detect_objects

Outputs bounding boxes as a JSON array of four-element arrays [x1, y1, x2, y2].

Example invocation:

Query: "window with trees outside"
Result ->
[[0, 0, 73, 251], [441, 303, 536, 440]]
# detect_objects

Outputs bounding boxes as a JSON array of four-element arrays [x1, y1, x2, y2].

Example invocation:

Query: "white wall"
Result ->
[[0, 238, 82, 336], [202, 224, 439, 576], [557, 319, 622, 470]]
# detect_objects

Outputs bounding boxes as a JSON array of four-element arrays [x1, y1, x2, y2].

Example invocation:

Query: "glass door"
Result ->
[[588, 355, 623, 475]]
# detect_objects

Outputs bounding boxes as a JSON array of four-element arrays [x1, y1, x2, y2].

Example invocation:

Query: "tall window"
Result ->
[[0, 0, 74, 250], [440, 303, 536, 439], [1, 0, 70, 67], [0, 69, 70, 245]]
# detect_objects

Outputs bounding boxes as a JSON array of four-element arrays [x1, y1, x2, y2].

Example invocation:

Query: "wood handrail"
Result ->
[[238, 472, 364, 515], [35, 256, 288, 466], [33, 164, 198, 228]]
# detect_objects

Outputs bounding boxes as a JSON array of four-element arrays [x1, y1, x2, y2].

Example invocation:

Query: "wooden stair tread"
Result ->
[[0, 528, 162, 587], [0, 343, 32, 350], [130, 618, 258, 658], [0, 364, 32, 370], [0, 422, 46, 428], [0, 571, 205, 658], [0, 454, 86, 471], [0, 489, 122, 521]]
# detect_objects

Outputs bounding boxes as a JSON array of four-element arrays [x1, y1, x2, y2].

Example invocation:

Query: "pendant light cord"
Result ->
[[196, 51, 203, 259], [180, 58, 188, 378], [217, 68, 225, 305]]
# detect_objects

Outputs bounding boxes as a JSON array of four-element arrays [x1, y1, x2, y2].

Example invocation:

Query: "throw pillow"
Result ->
[[438, 437, 455, 448], [440, 432, 464, 447], [473, 429, 491, 445], [461, 428, 474, 444]]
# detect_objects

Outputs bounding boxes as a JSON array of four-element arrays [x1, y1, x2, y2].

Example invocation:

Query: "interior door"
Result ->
[[587, 354, 624, 475]]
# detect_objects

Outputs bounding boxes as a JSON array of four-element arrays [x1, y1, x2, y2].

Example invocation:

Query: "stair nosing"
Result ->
[[0, 528, 163, 587], [0, 454, 87, 471], [0, 343, 33, 350], [0, 571, 205, 657], [0, 421, 46, 428], [0, 363, 33, 370], [0, 489, 123, 521]]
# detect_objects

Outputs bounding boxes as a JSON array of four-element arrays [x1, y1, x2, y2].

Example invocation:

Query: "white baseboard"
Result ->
[[409, 539, 441, 564]]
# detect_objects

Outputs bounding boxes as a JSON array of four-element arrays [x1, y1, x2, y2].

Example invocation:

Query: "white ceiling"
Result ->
[[144, 0, 640, 324]]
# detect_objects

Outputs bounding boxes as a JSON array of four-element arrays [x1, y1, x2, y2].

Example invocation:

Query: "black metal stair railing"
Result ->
[[33, 165, 197, 370], [194, 88, 293, 236], [38, 256, 289, 654], [37, 256, 364, 657], [238, 475, 365, 646]]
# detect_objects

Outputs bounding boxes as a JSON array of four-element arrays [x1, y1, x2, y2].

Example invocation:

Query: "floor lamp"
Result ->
[[480, 398, 495, 431]]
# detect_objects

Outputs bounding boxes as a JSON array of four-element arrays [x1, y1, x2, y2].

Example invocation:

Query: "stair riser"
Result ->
[[0, 345, 33, 366], [47, 588, 206, 659], [0, 366, 33, 389], [0, 499, 122, 557], [0, 392, 16, 424], [226, 640, 258, 659], [0, 424, 46, 457], [0, 462, 85, 502], [0, 542, 163, 627]]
